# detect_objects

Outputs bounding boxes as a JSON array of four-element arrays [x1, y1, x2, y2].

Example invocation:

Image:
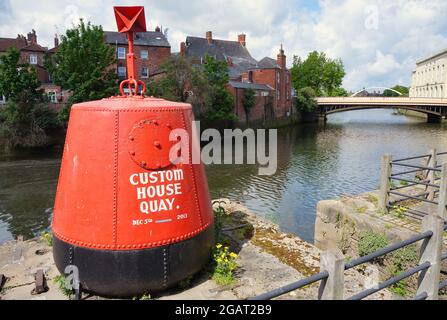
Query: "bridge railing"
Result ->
[[250, 218, 446, 300], [250, 151, 447, 301]]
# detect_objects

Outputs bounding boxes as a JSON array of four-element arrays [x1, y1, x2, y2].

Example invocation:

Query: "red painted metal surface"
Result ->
[[52, 97, 213, 251], [114, 6, 147, 96]]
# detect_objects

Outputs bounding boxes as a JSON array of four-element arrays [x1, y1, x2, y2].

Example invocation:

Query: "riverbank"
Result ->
[[0, 199, 392, 300]]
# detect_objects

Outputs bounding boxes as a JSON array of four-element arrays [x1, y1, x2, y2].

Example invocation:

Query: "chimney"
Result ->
[[277, 44, 286, 69], [27, 29, 37, 44], [206, 31, 213, 45], [238, 34, 246, 47], [180, 42, 186, 56], [54, 34, 59, 47]]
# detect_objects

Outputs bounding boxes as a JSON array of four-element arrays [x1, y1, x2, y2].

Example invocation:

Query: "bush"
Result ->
[[0, 102, 59, 148], [358, 231, 388, 258], [294, 87, 318, 113]]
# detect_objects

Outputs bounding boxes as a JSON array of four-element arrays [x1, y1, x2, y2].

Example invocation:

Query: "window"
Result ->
[[48, 91, 57, 103], [141, 50, 148, 60], [30, 54, 38, 65], [117, 47, 126, 59], [141, 67, 149, 78], [0, 95, 6, 105], [118, 66, 127, 78]]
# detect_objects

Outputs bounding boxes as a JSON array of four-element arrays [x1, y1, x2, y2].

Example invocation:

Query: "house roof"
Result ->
[[0, 37, 27, 52], [185, 36, 258, 78], [104, 31, 170, 48], [0, 36, 47, 54], [21, 43, 47, 52], [256, 57, 280, 69], [229, 81, 274, 91]]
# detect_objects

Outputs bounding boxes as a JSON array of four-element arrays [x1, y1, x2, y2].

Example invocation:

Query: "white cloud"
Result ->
[[0, 0, 446, 91]]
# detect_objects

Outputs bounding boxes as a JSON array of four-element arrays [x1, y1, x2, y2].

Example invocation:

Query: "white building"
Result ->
[[410, 48, 447, 98]]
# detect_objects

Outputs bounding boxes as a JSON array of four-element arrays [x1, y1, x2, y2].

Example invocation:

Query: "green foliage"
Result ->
[[41, 232, 53, 247], [0, 47, 43, 104], [0, 101, 59, 149], [133, 292, 152, 300], [291, 51, 346, 97], [358, 231, 388, 260], [0, 47, 59, 148], [383, 85, 409, 97], [242, 88, 256, 124], [366, 194, 379, 206], [389, 246, 418, 296], [202, 54, 237, 123], [212, 244, 239, 286], [294, 87, 318, 113], [54, 275, 73, 298], [214, 204, 226, 242], [45, 19, 118, 124], [355, 206, 368, 214], [149, 54, 235, 124], [148, 55, 211, 117]]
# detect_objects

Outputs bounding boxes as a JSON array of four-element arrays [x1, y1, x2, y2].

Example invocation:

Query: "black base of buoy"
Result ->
[[53, 226, 214, 298]]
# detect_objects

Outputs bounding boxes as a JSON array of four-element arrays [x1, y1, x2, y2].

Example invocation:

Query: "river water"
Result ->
[[1, 109, 446, 244]]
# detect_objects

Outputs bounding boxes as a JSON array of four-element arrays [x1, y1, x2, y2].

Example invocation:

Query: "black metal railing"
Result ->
[[250, 221, 447, 301], [251, 151, 447, 301], [380, 150, 447, 221]]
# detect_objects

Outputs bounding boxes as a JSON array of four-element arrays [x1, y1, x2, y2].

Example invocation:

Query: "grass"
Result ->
[[366, 194, 379, 206], [355, 206, 368, 214]]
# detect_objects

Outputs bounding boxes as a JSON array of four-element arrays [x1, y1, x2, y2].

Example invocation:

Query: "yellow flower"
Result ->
[[216, 244, 223, 249], [229, 253, 238, 259]]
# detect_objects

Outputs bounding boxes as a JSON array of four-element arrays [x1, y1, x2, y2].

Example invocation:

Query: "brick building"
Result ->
[[104, 27, 171, 83], [0, 27, 171, 106], [181, 31, 293, 125], [0, 30, 58, 104]]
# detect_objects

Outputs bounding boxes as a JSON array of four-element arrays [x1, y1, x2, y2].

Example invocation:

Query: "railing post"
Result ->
[[427, 149, 437, 201], [416, 215, 443, 300], [318, 250, 345, 300], [437, 162, 447, 220], [379, 154, 392, 214]]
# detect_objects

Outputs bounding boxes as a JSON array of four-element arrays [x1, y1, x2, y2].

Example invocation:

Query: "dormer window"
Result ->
[[30, 54, 38, 65]]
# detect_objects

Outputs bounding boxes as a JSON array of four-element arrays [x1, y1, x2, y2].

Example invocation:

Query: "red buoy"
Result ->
[[52, 6, 214, 297]]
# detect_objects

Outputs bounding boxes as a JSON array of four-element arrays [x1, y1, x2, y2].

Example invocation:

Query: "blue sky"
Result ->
[[1, 0, 447, 91]]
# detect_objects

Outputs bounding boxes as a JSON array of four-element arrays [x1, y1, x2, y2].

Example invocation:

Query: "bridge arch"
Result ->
[[351, 87, 403, 97]]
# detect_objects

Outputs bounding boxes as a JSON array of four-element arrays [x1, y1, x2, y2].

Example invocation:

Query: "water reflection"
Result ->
[[1, 110, 446, 244]]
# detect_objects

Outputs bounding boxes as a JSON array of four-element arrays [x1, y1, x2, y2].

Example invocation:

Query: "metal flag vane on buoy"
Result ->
[[114, 6, 147, 97]]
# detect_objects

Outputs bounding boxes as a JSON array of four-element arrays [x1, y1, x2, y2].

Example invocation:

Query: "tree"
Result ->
[[242, 88, 256, 125], [294, 87, 318, 114], [0, 48, 58, 148], [383, 85, 409, 97], [0, 47, 42, 104], [148, 55, 211, 117], [45, 19, 118, 123], [291, 51, 346, 97], [202, 54, 236, 123]]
